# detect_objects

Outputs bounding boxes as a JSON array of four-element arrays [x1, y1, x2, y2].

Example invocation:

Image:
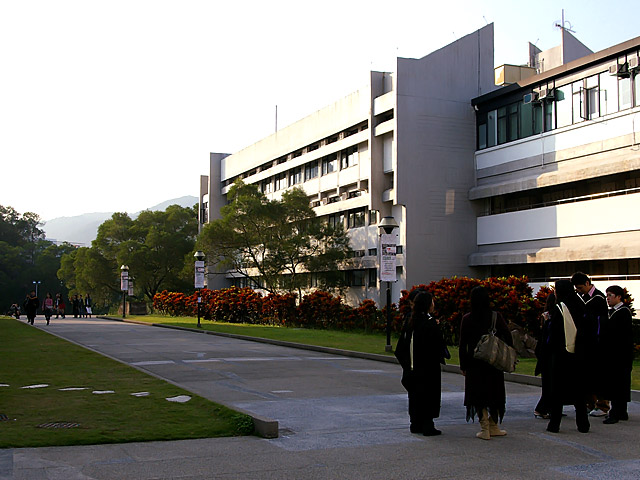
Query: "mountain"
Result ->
[[42, 195, 198, 246]]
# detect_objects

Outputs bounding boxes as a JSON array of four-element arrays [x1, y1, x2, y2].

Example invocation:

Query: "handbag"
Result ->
[[473, 312, 518, 373]]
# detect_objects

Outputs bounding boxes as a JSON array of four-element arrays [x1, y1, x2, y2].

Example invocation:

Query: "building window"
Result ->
[[341, 146, 358, 169], [619, 73, 632, 110], [289, 167, 302, 185], [347, 208, 366, 229], [347, 269, 366, 287], [368, 248, 377, 256], [275, 173, 287, 191], [396, 245, 403, 254], [321, 154, 337, 175], [305, 161, 318, 180], [555, 84, 572, 128], [261, 178, 273, 194], [368, 268, 377, 287], [369, 210, 377, 225], [327, 213, 344, 229], [487, 110, 497, 147], [600, 71, 619, 116]]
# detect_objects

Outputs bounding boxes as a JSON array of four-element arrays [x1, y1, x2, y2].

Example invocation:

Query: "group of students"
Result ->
[[19, 291, 93, 325], [395, 273, 634, 439]]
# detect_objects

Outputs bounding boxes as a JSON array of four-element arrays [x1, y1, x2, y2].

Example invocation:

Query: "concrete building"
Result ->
[[200, 24, 640, 308], [471, 32, 640, 302]]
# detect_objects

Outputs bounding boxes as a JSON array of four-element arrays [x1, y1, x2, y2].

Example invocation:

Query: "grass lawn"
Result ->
[[0, 317, 253, 448], [125, 314, 640, 390]]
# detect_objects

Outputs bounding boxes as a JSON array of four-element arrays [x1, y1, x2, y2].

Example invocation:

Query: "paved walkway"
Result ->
[[2, 316, 639, 479]]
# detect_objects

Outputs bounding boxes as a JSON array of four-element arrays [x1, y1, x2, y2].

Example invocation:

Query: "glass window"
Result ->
[[341, 146, 359, 169], [497, 107, 507, 144], [619, 76, 632, 110], [289, 167, 302, 185], [478, 122, 487, 149], [348, 209, 365, 228], [348, 270, 365, 287], [487, 110, 497, 147], [544, 101, 554, 131], [520, 102, 533, 138], [261, 178, 273, 194], [369, 210, 377, 225], [555, 85, 572, 128], [368, 269, 377, 287], [304, 161, 318, 180], [533, 103, 543, 134], [275, 173, 287, 191], [572, 81, 584, 123], [600, 71, 619, 115], [321, 154, 337, 175], [508, 103, 518, 141], [635, 71, 640, 107]]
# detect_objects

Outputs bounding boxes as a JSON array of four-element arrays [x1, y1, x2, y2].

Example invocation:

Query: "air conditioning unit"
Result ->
[[609, 63, 630, 77], [628, 57, 640, 71], [311, 200, 321, 208], [340, 192, 348, 201], [523, 92, 538, 104], [539, 88, 554, 100], [320, 198, 329, 206]]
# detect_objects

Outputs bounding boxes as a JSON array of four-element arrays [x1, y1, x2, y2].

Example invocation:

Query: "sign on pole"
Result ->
[[194, 260, 205, 289], [379, 233, 397, 282], [127, 279, 134, 296], [120, 271, 129, 291]]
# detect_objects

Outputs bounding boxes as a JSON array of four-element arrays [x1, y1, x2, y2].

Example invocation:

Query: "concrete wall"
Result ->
[[395, 24, 495, 288]]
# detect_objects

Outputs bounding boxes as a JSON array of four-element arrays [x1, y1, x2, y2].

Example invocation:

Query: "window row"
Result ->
[[477, 62, 640, 149], [230, 268, 378, 289], [260, 146, 360, 194]]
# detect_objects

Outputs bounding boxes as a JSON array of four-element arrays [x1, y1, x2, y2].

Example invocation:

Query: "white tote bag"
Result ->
[[558, 302, 577, 353]]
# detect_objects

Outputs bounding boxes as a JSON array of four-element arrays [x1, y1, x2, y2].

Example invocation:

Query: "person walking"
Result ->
[[55, 293, 65, 319], [42, 292, 54, 325], [534, 291, 556, 419], [459, 286, 512, 440], [571, 272, 609, 417], [601, 285, 633, 424], [72, 294, 80, 318], [84, 293, 93, 318], [395, 290, 447, 436], [24, 290, 39, 325], [546, 280, 591, 433]]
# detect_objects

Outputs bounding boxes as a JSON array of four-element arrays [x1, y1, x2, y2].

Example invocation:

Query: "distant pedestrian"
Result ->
[[24, 290, 39, 325], [601, 285, 633, 424], [72, 294, 80, 318], [42, 292, 54, 325], [85, 293, 93, 318], [395, 290, 447, 436], [78, 294, 86, 317], [546, 280, 590, 433], [534, 291, 555, 419], [459, 286, 512, 440], [55, 293, 65, 319]]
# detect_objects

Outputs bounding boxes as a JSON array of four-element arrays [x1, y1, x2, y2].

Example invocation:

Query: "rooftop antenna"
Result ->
[[554, 9, 575, 33]]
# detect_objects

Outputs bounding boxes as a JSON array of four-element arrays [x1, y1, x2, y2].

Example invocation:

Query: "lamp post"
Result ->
[[120, 265, 129, 318], [32, 280, 42, 298], [378, 216, 399, 352], [194, 251, 206, 328]]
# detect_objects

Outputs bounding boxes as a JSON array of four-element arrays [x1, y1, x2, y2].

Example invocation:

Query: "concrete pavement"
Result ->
[[2, 316, 639, 479]]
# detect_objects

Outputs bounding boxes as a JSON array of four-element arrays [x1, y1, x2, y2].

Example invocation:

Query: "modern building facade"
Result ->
[[471, 30, 640, 303], [200, 24, 640, 308]]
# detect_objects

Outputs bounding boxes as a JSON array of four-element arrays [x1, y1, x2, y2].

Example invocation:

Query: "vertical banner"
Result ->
[[127, 280, 134, 296], [194, 260, 205, 289], [120, 270, 129, 291], [379, 233, 397, 282]]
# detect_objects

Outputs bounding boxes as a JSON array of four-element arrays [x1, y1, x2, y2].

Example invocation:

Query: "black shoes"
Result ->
[[546, 423, 560, 433], [604, 412, 629, 424], [423, 427, 442, 436], [409, 424, 422, 434]]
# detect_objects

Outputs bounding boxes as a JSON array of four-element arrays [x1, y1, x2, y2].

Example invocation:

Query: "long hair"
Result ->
[[470, 286, 491, 321], [410, 291, 433, 327], [554, 279, 585, 320]]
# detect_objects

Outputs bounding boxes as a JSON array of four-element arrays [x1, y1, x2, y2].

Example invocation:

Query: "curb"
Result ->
[[99, 316, 640, 404]]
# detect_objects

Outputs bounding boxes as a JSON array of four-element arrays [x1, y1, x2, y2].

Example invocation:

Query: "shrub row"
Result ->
[[153, 276, 550, 343]]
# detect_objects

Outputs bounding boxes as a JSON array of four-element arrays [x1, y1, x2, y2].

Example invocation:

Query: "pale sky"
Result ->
[[1, 0, 637, 221]]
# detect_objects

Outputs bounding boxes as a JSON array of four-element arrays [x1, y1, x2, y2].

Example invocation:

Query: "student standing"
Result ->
[[571, 272, 609, 417], [24, 290, 39, 325], [42, 293, 54, 325], [459, 286, 512, 440], [601, 285, 633, 424], [395, 290, 446, 436]]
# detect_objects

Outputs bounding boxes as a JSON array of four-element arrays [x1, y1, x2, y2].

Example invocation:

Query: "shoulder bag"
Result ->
[[473, 311, 518, 373]]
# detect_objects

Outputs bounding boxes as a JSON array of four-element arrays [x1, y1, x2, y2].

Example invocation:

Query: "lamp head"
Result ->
[[378, 216, 398, 234], [194, 250, 206, 262]]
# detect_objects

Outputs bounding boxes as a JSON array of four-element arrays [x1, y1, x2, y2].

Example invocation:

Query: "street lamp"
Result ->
[[120, 265, 129, 318], [194, 251, 206, 328], [378, 216, 399, 352], [32, 280, 42, 298]]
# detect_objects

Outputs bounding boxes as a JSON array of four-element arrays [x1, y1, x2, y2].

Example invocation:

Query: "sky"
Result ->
[[1, 0, 637, 221]]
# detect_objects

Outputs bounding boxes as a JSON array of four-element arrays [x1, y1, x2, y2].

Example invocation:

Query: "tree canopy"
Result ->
[[58, 204, 198, 305], [0, 205, 74, 310], [197, 181, 351, 296]]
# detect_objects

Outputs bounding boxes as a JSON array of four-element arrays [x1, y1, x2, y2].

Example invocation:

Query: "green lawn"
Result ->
[[0, 317, 253, 448], [125, 314, 640, 390]]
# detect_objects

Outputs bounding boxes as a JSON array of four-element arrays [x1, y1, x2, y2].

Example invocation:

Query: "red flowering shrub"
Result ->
[[262, 292, 298, 326], [297, 291, 346, 329]]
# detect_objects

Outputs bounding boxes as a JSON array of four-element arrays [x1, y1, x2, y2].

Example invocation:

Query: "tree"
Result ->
[[0, 205, 72, 310], [59, 204, 198, 304], [198, 181, 351, 296]]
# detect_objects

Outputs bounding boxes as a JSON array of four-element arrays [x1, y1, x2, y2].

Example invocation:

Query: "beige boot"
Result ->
[[476, 409, 491, 440], [489, 417, 507, 436]]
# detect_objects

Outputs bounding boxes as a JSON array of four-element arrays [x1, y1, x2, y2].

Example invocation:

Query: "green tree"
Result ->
[[59, 204, 198, 304], [198, 181, 351, 296]]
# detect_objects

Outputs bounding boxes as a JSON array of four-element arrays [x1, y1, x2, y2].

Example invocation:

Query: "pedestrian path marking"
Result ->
[[131, 360, 175, 366], [531, 432, 615, 460], [20, 384, 49, 389]]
